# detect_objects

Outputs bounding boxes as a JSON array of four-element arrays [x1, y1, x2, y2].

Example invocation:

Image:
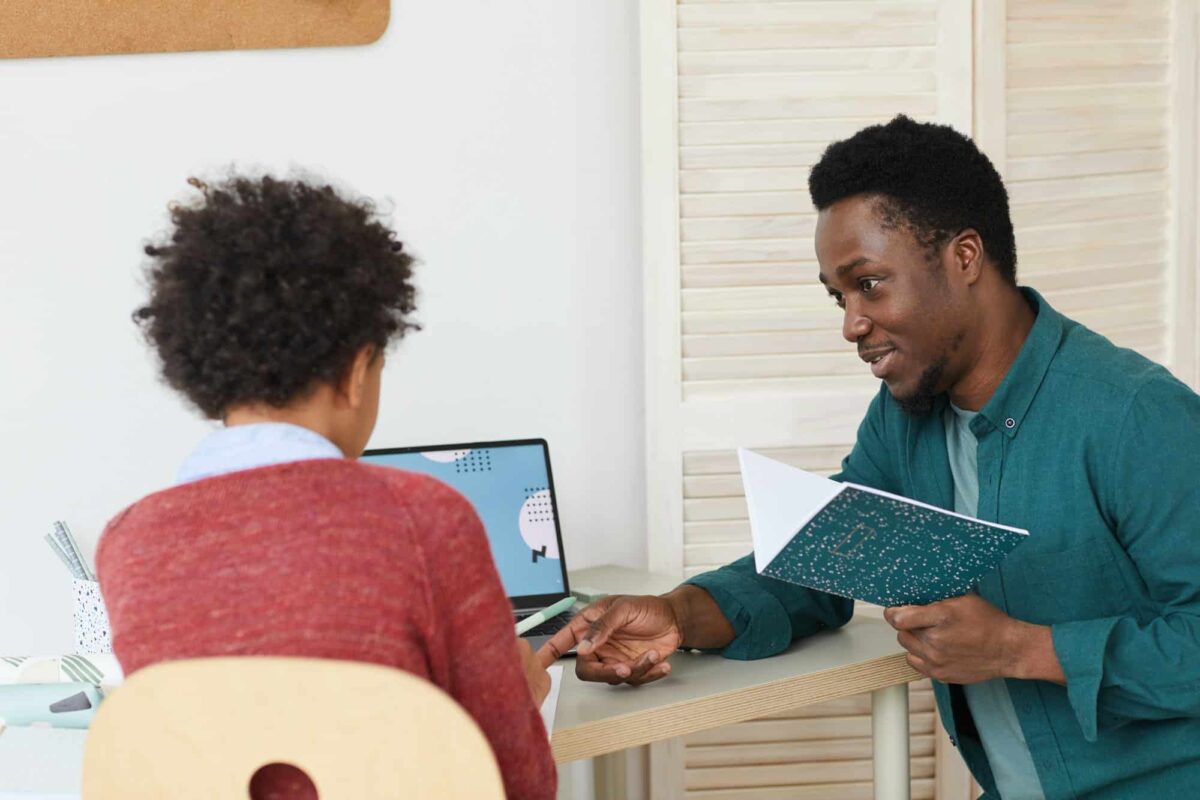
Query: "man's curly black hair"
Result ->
[[808, 115, 1017, 285], [134, 174, 418, 419]]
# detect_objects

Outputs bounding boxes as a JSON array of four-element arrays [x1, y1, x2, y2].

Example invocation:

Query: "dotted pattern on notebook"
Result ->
[[763, 487, 1026, 607]]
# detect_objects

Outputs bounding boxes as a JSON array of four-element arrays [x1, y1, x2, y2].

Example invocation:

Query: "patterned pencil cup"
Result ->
[[72, 579, 112, 654]]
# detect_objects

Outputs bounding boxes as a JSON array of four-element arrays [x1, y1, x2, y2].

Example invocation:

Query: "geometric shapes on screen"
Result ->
[[520, 488, 559, 562], [421, 449, 471, 463], [359, 440, 566, 600], [419, 449, 493, 473], [455, 450, 493, 473]]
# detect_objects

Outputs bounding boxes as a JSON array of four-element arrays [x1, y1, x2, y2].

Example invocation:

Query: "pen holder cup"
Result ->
[[72, 579, 112, 654]]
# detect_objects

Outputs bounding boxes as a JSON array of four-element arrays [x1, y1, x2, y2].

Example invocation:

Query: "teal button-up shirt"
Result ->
[[686, 289, 1200, 798]]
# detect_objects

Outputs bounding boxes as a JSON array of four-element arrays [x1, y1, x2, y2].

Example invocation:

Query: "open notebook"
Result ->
[[740, 449, 1028, 607]]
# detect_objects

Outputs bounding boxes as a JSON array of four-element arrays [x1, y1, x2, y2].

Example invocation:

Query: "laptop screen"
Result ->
[[360, 439, 568, 608]]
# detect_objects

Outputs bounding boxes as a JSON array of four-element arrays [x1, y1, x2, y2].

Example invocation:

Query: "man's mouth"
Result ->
[[860, 347, 896, 378]]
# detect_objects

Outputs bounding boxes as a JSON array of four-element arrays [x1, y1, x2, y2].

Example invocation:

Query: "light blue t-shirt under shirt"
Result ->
[[176, 422, 343, 485], [945, 402, 1045, 800]]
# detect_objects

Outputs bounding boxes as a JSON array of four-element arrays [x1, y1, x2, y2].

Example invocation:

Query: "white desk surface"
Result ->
[[551, 566, 919, 763], [0, 727, 85, 800]]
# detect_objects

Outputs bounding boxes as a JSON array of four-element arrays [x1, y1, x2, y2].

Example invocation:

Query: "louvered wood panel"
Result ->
[[1004, 0, 1172, 363], [682, 683, 938, 799], [636, 0, 1199, 797], [677, 0, 957, 404], [660, 3, 971, 794], [684, 781, 936, 800], [683, 445, 843, 576]]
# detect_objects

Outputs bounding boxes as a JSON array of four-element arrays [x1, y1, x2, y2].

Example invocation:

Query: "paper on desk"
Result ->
[[540, 665, 563, 737]]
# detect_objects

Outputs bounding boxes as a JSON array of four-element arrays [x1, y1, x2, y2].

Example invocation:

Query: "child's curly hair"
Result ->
[[134, 174, 418, 419]]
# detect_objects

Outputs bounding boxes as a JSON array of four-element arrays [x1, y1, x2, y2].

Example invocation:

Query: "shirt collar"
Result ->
[[975, 287, 1064, 439], [176, 422, 344, 485]]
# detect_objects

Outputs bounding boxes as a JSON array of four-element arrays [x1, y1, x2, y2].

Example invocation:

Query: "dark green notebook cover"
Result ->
[[761, 484, 1028, 607]]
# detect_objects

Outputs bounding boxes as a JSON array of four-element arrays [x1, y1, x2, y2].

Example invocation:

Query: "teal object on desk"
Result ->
[[0, 683, 102, 729], [515, 596, 576, 636]]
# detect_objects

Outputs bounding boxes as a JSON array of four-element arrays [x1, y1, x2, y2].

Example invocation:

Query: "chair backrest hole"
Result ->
[[248, 762, 318, 800]]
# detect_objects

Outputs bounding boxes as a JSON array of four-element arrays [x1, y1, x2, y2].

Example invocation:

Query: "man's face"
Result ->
[[815, 195, 968, 415]]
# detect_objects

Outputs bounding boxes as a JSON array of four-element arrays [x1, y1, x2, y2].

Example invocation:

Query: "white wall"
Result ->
[[0, 0, 644, 654]]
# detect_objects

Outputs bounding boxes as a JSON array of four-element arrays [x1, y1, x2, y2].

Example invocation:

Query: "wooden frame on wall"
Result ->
[[0, 0, 390, 60]]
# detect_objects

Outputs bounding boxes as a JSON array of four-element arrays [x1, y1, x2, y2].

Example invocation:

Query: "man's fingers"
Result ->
[[543, 598, 617, 658], [621, 649, 663, 684], [579, 601, 632, 654], [896, 630, 928, 662], [573, 651, 674, 687], [884, 604, 918, 629], [574, 654, 635, 683], [626, 661, 672, 687], [905, 651, 931, 677], [885, 603, 943, 631]]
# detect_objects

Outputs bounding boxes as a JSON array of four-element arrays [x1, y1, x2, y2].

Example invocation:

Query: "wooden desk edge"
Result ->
[[551, 652, 920, 763]]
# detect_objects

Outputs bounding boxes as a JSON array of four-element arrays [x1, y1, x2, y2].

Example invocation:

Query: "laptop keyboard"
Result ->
[[515, 609, 576, 638]]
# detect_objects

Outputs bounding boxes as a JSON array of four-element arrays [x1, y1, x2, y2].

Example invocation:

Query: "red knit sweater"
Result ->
[[96, 459, 556, 800]]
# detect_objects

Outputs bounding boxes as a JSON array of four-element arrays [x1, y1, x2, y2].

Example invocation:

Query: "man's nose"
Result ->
[[842, 303, 871, 343]]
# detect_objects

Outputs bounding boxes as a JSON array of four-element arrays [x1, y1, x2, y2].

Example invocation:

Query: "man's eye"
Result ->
[[859, 278, 880, 294], [829, 292, 845, 309]]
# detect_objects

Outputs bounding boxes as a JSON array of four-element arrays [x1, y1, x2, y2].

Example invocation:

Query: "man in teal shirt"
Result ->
[[546, 116, 1200, 798]]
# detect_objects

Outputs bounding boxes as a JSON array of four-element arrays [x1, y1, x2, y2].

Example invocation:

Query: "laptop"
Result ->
[[360, 438, 577, 650]]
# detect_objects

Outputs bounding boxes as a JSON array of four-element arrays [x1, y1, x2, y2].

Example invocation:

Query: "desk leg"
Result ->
[[872, 684, 910, 800], [595, 746, 648, 800], [593, 751, 624, 800], [557, 758, 594, 800]]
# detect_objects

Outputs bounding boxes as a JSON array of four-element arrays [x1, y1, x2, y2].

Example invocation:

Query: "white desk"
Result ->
[[0, 726, 85, 800]]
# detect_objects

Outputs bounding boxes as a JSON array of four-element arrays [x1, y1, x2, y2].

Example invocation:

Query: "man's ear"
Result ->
[[336, 345, 376, 410], [952, 229, 985, 286]]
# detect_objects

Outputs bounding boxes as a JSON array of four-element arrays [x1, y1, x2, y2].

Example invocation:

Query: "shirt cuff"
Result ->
[[684, 569, 792, 661], [1051, 617, 1121, 742]]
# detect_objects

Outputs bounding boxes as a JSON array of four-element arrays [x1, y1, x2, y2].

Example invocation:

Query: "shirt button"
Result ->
[[1005, 418, 1016, 429]]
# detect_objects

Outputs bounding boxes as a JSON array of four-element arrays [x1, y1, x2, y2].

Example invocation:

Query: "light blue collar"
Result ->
[[176, 422, 344, 485]]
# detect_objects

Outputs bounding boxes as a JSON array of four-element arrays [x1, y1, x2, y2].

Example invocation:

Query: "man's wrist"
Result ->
[[662, 584, 736, 650], [663, 586, 696, 647], [1007, 621, 1066, 684]]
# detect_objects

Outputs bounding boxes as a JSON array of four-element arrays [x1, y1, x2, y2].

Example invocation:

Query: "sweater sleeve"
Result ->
[[409, 479, 557, 800]]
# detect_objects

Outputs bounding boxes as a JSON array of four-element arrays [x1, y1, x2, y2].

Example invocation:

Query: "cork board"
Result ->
[[0, 1, 390, 60]]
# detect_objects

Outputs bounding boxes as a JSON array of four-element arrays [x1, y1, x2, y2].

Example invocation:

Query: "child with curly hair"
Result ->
[[96, 175, 556, 799]]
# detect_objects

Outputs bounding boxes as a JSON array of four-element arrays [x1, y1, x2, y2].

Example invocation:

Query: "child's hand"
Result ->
[[517, 639, 556, 706]]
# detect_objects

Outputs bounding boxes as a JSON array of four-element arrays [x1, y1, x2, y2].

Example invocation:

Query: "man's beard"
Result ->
[[893, 355, 947, 417]]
